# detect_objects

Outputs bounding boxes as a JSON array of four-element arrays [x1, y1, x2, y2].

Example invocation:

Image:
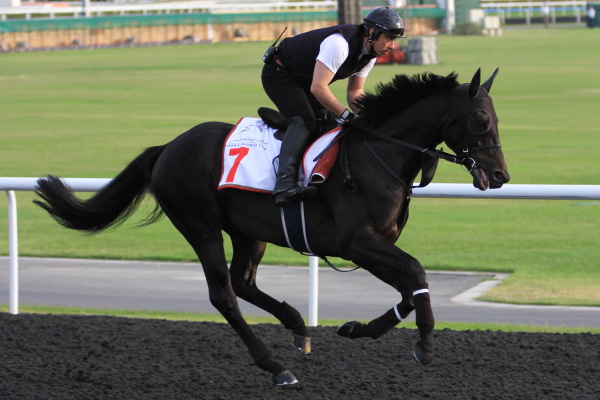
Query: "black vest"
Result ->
[[277, 25, 375, 89]]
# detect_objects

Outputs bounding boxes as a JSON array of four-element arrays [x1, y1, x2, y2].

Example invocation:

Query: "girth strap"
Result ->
[[280, 202, 313, 254], [280, 202, 360, 272]]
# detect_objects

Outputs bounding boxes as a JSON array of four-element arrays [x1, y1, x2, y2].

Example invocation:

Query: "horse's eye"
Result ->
[[468, 109, 492, 135]]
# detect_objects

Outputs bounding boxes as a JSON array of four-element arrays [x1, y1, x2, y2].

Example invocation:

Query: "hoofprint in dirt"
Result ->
[[1, 313, 598, 400]]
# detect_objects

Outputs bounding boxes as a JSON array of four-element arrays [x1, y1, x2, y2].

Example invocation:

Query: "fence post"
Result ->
[[6, 190, 19, 315], [308, 255, 319, 326]]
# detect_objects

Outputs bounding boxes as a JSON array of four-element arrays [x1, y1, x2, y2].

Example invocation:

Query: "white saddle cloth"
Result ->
[[218, 117, 341, 192]]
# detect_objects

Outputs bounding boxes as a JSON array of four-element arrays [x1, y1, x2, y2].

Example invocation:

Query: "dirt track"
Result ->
[[1, 313, 598, 399]]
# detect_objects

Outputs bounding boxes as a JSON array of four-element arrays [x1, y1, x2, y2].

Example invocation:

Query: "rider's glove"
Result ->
[[337, 108, 356, 126], [339, 108, 356, 123]]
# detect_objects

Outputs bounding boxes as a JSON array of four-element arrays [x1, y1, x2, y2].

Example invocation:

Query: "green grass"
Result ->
[[1, 28, 599, 308], [3, 305, 598, 334]]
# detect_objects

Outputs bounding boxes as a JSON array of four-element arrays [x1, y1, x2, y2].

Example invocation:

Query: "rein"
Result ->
[[361, 126, 501, 173], [336, 126, 501, 192]]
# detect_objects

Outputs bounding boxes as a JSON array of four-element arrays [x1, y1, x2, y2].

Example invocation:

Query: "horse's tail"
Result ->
[[33, 144, 167, 234]]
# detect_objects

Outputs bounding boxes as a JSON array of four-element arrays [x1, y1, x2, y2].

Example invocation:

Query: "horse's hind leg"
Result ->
[[229, 233, 310, 354], [179, 232, 297, 384], [153, 199, 298, 385]]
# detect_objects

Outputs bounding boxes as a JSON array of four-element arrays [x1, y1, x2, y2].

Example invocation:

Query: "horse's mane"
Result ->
[[353, 72, 459, 122]]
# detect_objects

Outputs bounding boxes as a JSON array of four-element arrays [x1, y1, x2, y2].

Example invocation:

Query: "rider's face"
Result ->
[[369, 31, 397, 56]]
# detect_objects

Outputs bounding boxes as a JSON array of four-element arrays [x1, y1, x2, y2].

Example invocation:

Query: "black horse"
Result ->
[[34, 69, 510, 386]]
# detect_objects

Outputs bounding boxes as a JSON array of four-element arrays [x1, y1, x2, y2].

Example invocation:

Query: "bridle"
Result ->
[[332, 126, 502, 193], [456, 143, 503, 172], [361, 126, 501, 173]]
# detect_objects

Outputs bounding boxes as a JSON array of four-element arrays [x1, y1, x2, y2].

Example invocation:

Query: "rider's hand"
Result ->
[[337, 108, 356, 126], [340, 108, 355, 122]]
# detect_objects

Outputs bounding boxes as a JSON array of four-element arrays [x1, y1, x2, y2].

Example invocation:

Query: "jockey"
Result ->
[[262, 6, 405, 206]]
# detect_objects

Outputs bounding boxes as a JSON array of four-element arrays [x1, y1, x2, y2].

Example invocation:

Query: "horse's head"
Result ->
[[443, 68, 510, 190]]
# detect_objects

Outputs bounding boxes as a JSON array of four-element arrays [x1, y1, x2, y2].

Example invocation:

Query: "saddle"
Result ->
[[258, 107, 287, 140], [257, 107, 339, 140], [258, 107, 287, 130]]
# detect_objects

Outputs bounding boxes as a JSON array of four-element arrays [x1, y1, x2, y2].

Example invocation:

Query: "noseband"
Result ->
[[458, 143, 503, 172]]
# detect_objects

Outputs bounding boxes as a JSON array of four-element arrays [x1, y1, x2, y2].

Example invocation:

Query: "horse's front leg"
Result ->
[[338, 231, 435, 365], [337, 291, 414, 339]]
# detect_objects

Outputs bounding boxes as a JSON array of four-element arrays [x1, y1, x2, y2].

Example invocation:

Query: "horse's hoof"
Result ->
[[336, 321, 358, 338], [273, 370, 299, 386], [337, 321, 369, 338], [413, 342, 434, 366], [292, 334, 311, 354]]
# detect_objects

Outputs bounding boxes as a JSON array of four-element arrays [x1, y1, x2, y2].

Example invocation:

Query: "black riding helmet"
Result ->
[[363, 7, 405, 40]]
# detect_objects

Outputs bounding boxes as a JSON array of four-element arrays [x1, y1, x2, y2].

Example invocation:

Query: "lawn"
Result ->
[[1, 27, 599, 307]]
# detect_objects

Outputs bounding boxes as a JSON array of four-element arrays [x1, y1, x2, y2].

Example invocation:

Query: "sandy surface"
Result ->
[[1, 313, 598, 399]]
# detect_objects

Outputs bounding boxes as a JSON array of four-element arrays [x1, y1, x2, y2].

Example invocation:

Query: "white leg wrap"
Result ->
[[394, 304, 402, 321], [413, 288, 429, 296]]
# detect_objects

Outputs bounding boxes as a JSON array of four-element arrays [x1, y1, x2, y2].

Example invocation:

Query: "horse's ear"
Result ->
[[481, 68, 500, 93], [468, 68, 481, 98]]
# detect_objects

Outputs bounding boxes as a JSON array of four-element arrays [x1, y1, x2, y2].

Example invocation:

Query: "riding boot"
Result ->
[[273, 116, 317, 206]]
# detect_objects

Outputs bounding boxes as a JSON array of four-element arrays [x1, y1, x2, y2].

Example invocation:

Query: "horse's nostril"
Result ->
[[494, 171, 509, 183]]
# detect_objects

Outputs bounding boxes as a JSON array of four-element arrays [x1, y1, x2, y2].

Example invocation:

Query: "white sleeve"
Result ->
[[354, 58, 376, 78], [316, 33, 349, 74]]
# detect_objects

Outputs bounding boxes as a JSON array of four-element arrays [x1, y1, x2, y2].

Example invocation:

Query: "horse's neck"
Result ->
[[364, 96, 448, 187], [380, 96, 446, 148]]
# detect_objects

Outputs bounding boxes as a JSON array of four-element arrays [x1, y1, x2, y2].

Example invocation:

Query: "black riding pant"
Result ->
[[261, 61, 321, 137]]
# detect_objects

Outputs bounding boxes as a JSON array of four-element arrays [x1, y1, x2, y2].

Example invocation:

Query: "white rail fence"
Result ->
[[0, 1, 337, 20], [481, 1, 587, 25], [2, 177, 600, 325], [1, 0, 587, 22]]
